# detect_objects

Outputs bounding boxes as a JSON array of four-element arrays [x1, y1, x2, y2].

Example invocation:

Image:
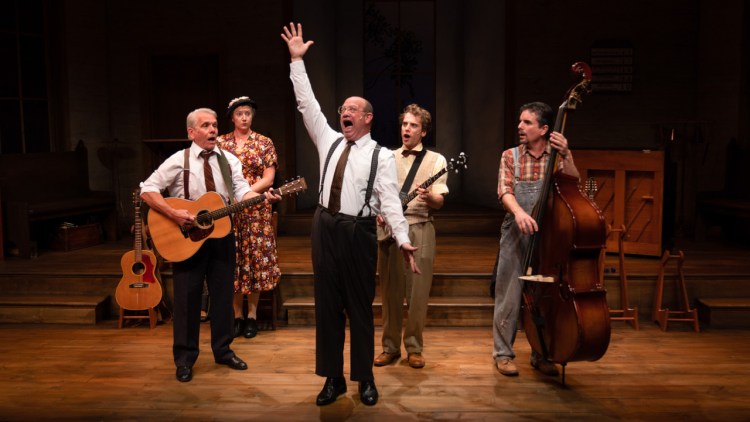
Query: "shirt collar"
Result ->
[[347, 133, 372, 148], [191, 142, 216, 158], [399, 144, 424, 154], [519, 142, 551, 159]]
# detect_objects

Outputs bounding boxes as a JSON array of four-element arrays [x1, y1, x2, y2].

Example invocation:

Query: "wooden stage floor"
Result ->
[[0, 322, 749, 420], [0, 235, 750, 420]]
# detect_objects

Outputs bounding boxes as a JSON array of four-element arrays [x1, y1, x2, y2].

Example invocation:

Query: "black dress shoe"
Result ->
[[233, 318, 245, 338], [316, 377, 347, 406], [244, 318, 258, 338], [176, 366, 192, 382], [216, 355, 248, 370], [359, 380, 378, 406]]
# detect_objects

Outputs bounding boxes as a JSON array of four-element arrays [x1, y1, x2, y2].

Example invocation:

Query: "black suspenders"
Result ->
[[320, 137, 381, 217]]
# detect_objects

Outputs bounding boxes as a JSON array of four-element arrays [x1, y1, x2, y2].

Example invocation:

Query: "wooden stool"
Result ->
[[652, 250, 699, 332], [607, 225, 639, 329], [257, 211, 278, 330], [118, 307, 158, 329], [257, 289, 278, 331]]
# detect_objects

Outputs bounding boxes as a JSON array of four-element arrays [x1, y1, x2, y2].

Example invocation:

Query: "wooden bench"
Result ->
[[696, 298, 750, 328], [0, 144, 117, 258]]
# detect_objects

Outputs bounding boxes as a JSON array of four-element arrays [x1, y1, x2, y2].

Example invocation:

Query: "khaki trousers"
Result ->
[[377, 221, 435, 354]]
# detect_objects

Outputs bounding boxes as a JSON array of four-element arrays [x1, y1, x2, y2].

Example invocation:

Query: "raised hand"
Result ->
[[280, 22, 314, 61]]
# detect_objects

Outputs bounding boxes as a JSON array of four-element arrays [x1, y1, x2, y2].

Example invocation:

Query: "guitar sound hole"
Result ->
[[195, 210, 214, 230], [131, 262, 145, 276]]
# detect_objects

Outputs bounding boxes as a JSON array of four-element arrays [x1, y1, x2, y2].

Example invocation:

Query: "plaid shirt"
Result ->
[[497, 142, 564, 200]]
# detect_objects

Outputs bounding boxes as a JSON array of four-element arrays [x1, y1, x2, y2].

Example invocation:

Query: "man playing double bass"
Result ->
[[492, 101, 580, 377]]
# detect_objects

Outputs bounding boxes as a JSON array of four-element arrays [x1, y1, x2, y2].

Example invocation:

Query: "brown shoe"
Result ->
[[530, 357, 559, 376], [407, 353, 425, 368], [374, 351, 401, 366], [495, 358, 518, 376]]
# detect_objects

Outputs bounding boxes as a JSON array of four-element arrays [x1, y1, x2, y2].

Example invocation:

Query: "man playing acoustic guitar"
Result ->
[[141, 107, 270, 383]]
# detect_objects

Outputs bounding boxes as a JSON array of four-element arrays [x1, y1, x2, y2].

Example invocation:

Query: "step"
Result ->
[[695, 298, 750, 328], [280, 273, 494, 299], [0, 274, 121, 319], [0, 294, 110, 324], [280, 206, 504, 236], [284, 296, 494, 327]]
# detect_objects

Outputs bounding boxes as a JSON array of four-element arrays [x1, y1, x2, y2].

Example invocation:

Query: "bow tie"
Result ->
[[401, 149, 420, 157]]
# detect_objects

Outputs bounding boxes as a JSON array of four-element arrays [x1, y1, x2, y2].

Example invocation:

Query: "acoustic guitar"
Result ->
[[148, 177, 307, 262], [115, 190, 163, 311], [377, 153, 468, 241]]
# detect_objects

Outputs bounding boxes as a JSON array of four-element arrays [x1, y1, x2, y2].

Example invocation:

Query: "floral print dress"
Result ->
[[218, 131, 281, 294]]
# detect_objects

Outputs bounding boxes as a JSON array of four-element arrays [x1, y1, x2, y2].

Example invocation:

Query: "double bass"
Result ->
[[520, 62, 610, 384]]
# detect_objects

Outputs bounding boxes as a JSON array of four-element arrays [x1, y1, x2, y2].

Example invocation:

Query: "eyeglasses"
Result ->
[[338, 105, 362, 115]]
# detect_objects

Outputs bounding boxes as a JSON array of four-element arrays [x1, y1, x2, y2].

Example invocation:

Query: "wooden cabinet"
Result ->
[[574, 150, 664, 256]]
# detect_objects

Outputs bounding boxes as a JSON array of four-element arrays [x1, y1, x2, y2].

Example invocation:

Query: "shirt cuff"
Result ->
[[395, 233, 411, 247]]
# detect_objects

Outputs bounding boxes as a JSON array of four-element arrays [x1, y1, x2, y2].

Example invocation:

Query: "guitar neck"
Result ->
[[134, 203, 143, 262], [402, 167, 448, 206], [199, 195, 261, 224], [197, 187, 282, 224]]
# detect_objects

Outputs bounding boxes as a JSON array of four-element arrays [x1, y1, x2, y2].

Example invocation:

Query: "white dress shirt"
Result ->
[[289, 60, 410, 247], [140, 142, 252, 204]]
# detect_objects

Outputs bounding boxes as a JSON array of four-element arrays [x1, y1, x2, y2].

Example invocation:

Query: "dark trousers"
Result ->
[[312, 206, 377, 382], [172, 235, 236, 367]]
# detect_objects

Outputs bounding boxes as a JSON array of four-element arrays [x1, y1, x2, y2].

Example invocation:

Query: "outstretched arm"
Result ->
[[281, 22, 339, 148], [281, 22, 314, 62]]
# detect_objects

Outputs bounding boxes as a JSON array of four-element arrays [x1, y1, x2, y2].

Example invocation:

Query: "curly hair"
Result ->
[[399, 103, 432, 134]]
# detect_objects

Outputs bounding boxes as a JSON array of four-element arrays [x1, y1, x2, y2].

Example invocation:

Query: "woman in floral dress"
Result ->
[[218, 96, 281, 339]]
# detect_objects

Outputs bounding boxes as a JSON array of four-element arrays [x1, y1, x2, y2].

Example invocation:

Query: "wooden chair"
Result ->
[[652, 250, 699, 332], [607, 225, 639, 329]]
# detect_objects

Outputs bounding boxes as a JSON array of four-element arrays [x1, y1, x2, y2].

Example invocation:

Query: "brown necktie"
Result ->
[[199, 150, 216, 192], [328, 141, 354, 214], [401, 149, 420, 157]]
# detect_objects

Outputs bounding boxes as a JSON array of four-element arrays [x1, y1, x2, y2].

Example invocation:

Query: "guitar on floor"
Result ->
[[148, 177, 307, 262], [377, 153, 468, 241], [116, 189, 163, 311]]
